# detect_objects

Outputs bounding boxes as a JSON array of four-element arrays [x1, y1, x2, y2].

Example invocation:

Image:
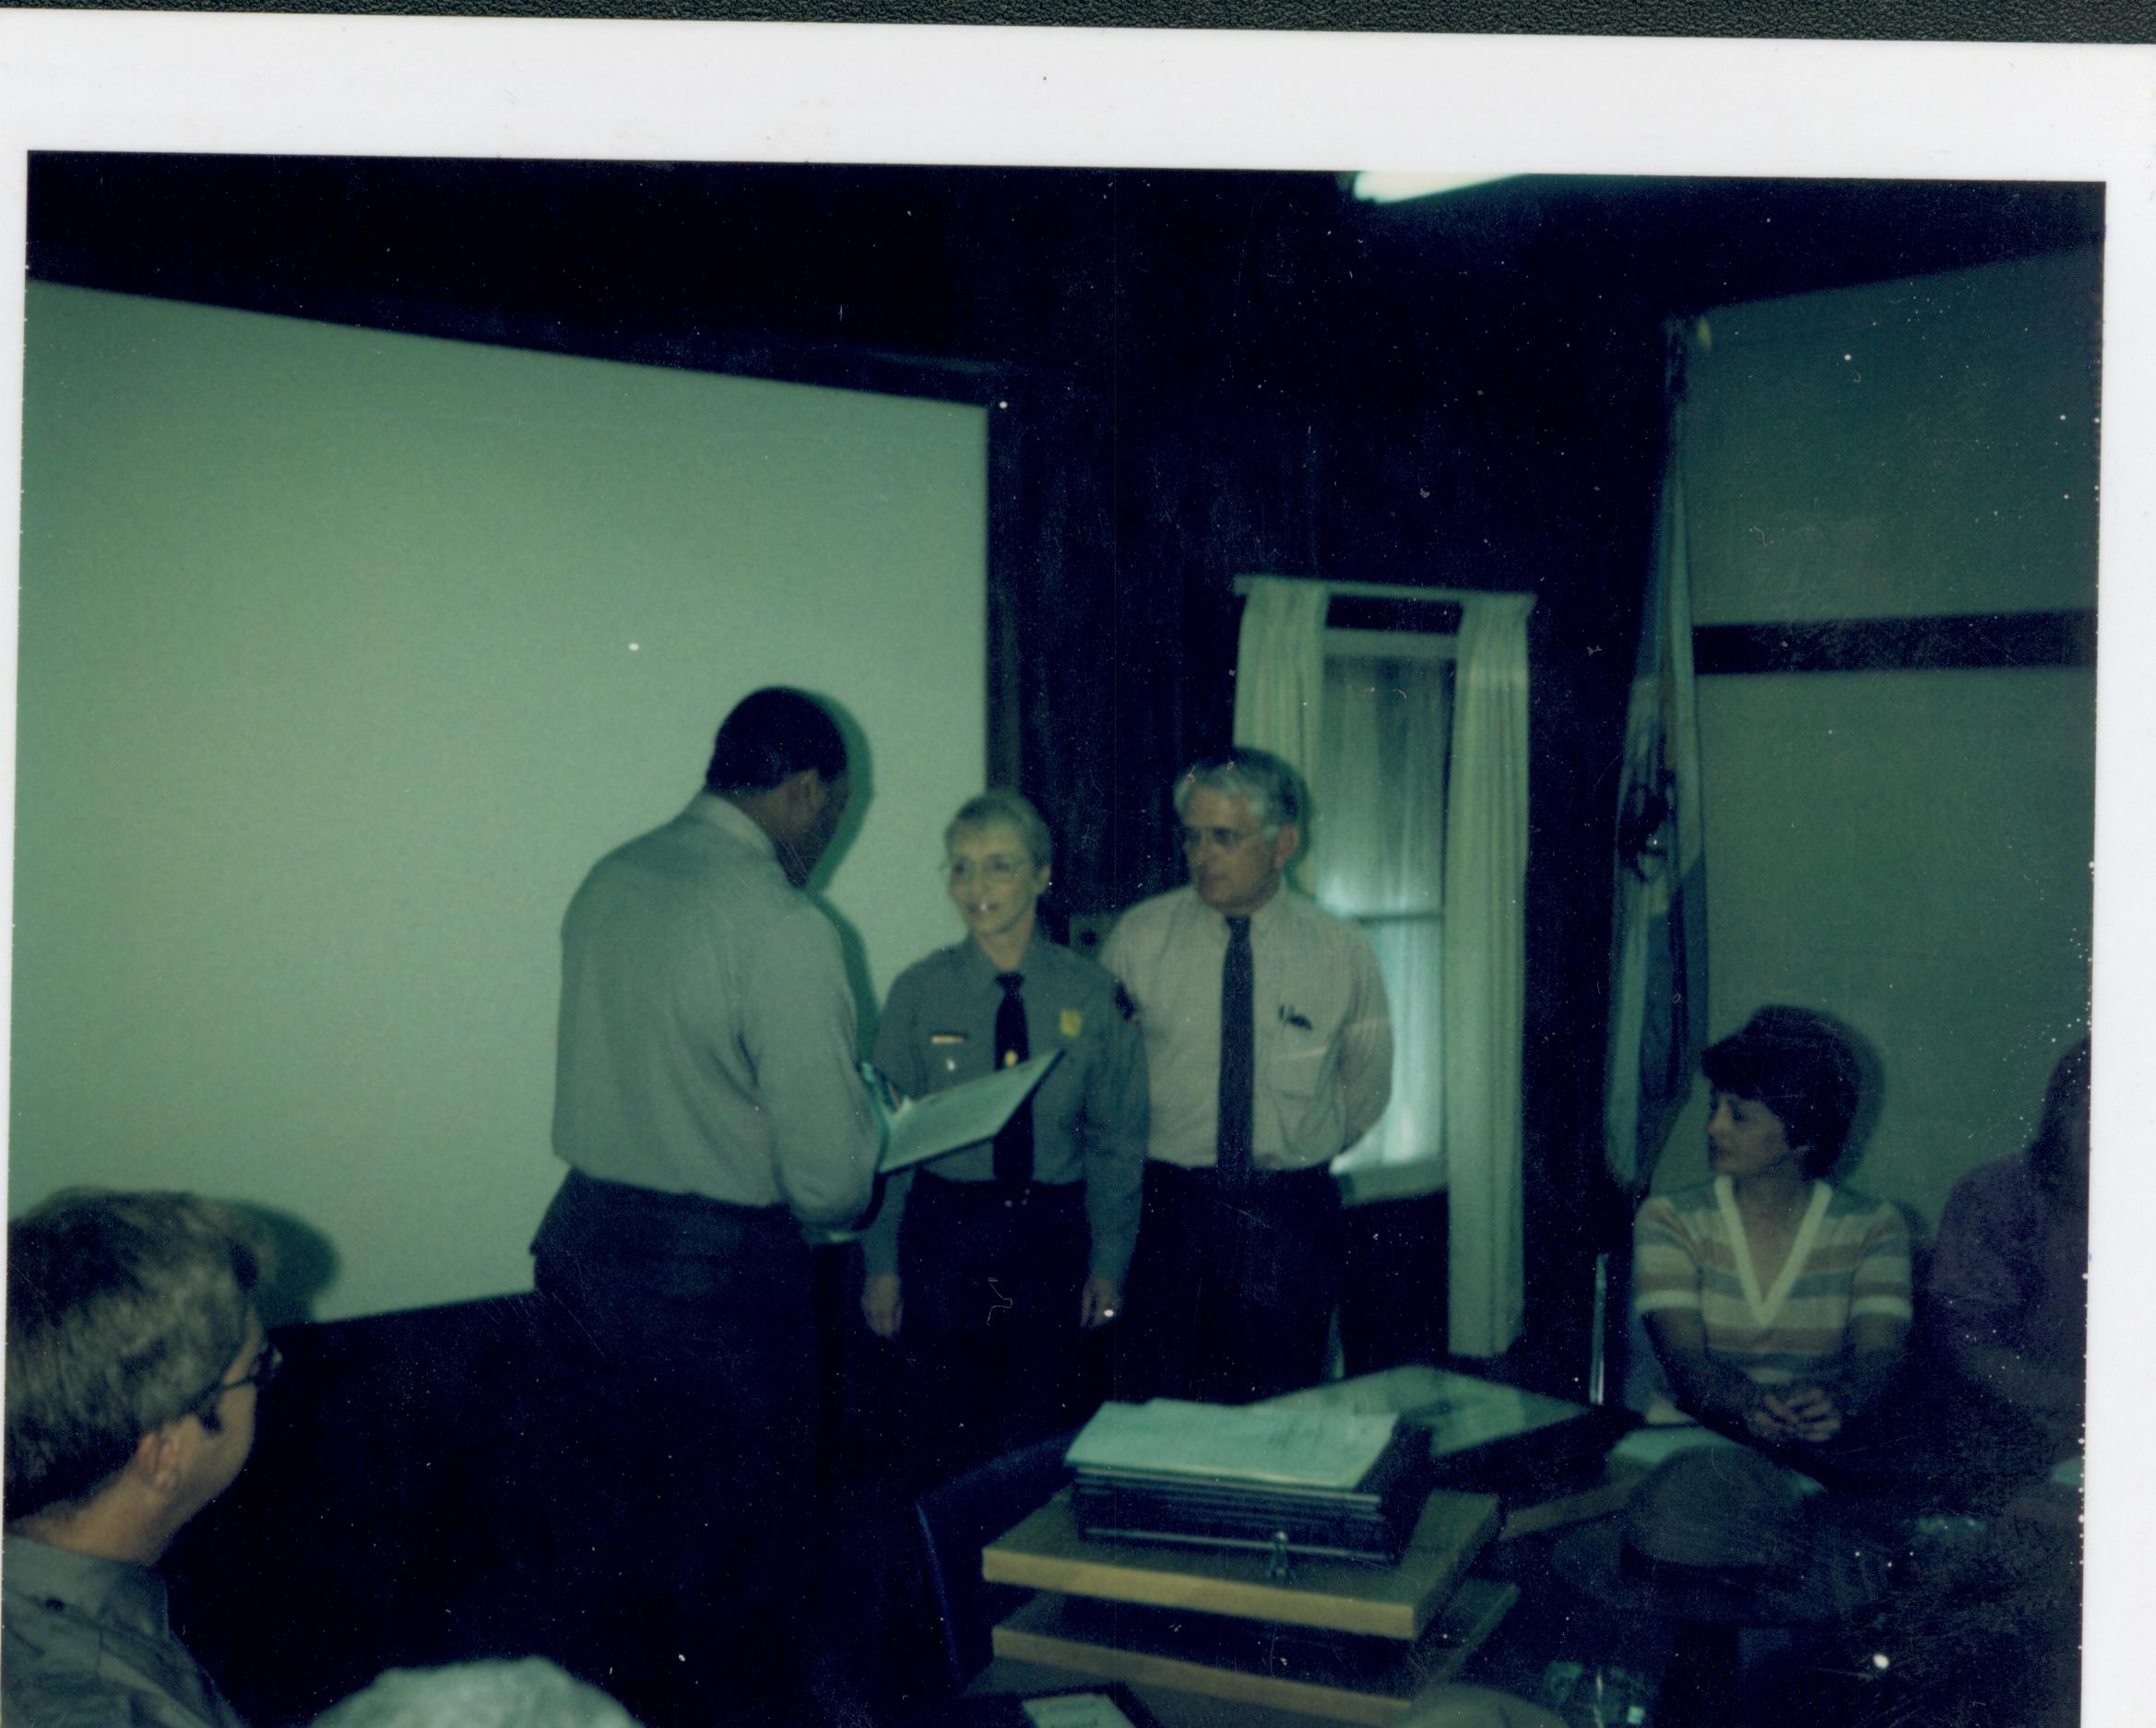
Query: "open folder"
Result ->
[[871, 1047, 1063, 1175]]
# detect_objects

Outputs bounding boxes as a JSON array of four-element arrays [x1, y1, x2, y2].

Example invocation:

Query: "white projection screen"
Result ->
[[12, 281, 989, 1320]]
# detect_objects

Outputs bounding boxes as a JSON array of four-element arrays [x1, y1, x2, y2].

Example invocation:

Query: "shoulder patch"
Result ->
[[1060, 1008, 1084, 1040]]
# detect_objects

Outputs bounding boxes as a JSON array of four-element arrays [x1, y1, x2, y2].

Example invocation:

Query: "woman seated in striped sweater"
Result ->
[[1632, 1007, 1913, 1460]]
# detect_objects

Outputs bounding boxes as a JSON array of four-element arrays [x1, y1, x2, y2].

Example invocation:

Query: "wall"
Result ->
[[12, 283, 989, 1320], [1653, 247, 2099, 1229]]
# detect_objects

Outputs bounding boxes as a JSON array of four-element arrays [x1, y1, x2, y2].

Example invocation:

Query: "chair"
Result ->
[[911, 1429, 1077, 1694]]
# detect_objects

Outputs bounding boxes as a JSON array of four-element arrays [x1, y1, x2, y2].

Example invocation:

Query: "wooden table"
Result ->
[[979, 1487, 1521, 1724]]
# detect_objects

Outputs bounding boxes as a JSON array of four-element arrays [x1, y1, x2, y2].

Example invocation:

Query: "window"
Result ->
[[1318, 633, 1452, 1197]]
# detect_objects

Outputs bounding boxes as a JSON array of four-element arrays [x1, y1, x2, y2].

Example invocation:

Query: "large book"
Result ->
[[1064, 1400, 1404, 1491], [1062, 1402, 1434, 1565]]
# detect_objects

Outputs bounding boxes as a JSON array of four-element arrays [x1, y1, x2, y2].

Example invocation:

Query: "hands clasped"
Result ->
[[1746, 1382, 1843, 1444]]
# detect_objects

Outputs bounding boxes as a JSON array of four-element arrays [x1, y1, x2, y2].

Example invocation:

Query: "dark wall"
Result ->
[[985, 183, 1673, 1379], [34, 156, 2090, 1382]]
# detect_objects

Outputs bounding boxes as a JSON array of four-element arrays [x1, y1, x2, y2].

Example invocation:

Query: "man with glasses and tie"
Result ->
[[1103, 750, 1392, 1404], [4, 1189, 278, 1728]]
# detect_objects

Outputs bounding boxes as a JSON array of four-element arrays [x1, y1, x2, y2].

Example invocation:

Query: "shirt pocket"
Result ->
[[1262, 1024, 1344, 1160]]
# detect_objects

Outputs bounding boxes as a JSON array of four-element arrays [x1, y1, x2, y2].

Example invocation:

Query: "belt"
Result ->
[[914, 1170, 1084, 1212], [535, 1167, 800, 1262], [1146, 1160, 1334, 1187]]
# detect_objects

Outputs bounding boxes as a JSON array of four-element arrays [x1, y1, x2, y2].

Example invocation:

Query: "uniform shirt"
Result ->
[[551, 792, 879, 1229], [1100, 885, 1392, 1172], [863, 936, 1148, 1283], [1632, 1177, 1913, 1402], [2, 1535, 246, 1728]]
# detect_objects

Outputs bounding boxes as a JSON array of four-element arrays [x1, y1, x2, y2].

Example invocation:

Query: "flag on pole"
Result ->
[[1604, 323, 1709, 1198]]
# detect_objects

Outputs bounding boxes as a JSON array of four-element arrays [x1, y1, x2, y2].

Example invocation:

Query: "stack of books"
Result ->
[[1063, 1400, 1435, 1565]]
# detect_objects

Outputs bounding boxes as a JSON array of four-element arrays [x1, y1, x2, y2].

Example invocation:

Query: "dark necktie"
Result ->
[[1217, 917, 1254, 1182], [992, 971, 1034, 1196]]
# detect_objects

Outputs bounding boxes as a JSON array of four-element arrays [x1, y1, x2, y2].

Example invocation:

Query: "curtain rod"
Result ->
[[1231, 574, 1535, 611]]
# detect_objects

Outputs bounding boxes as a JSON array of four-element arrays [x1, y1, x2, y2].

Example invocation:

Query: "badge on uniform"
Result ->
[[1060, 1008, 1084, 1040]]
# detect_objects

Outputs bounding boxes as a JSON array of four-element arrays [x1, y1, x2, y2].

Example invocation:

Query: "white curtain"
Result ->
[[1443, 594, 1533, 1357], [1231, 577, 1330, 887], [1234, 576, 1532, 1355], [1320, 651, 1451, 1182]]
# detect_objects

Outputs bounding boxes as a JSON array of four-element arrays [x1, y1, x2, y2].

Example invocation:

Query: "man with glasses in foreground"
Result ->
[[4, 1189, 276, 1727], [1103, 749, 1392, 1403]]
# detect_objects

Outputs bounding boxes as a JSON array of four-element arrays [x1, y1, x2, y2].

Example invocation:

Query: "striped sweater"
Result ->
[[1633, 1177, 1912, 1393]]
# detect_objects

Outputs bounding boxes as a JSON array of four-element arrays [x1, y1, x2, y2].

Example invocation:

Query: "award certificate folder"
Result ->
[[874, 1048, 1063, 1175]]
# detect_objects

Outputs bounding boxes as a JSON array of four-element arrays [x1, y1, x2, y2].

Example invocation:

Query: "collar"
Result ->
[[681, 790, 779, 864], [955, 932, 1039, 987], [2, 1533, 172, 1639], [1184, 882, 1294, 939]]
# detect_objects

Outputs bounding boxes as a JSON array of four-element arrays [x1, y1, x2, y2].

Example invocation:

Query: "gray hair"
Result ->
[[1172, 748, 1304, 835], [6, 1189, 266, 1519], [945, 788, 1053, 872]]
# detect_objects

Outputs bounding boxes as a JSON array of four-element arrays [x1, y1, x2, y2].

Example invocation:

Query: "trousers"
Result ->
[[894, 1173, 1091, 1485], [530, 1170, 816, 1728], [1125, 1160, 1343, 1404]]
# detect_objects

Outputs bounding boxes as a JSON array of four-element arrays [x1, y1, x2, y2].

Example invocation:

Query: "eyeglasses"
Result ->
[[1179, 824, 1262, 854], [184, 1338, 283, 1420], [945, 857, 1030, 887]]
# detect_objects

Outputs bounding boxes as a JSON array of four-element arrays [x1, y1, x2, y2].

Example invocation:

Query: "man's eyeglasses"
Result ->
[[1179, 825, 1261, 854], [184, 1338, 284, 1420], [946, 857, 1029, 887]]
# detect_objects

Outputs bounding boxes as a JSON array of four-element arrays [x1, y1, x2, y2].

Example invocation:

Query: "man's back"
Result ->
[[550, 790, 874, 1225], [528, 688, 874, 1728]]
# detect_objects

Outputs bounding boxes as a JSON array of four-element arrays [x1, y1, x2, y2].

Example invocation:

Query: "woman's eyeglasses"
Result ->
[[945, 858, 1029, 887]]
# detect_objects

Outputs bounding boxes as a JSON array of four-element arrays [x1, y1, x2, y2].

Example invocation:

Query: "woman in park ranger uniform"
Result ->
[[860, 790, 1146, 1485]]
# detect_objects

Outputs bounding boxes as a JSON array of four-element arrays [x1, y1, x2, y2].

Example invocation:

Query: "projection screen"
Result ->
[[13, 281, 989, 1320]]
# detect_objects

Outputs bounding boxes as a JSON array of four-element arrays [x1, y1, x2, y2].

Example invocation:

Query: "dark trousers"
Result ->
[[530, 1170, 815, 1728], [1125, 1160, 1344, 1404], [895, 1174, 1092, 1487]]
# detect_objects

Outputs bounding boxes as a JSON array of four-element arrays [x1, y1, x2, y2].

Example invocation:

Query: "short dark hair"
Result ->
[[6, 1190, 264, 1520], [1701, 1007, 1862, 1178], [1172, 749, 1304, 835], [704, 688, 847, 795]]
